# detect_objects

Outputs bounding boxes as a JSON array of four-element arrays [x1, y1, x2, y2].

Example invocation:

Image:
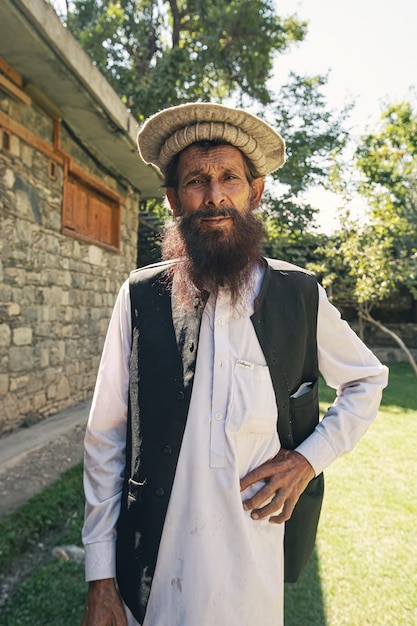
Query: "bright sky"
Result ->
[[272, 0, 417, 231], [274, 0, 416, 130]]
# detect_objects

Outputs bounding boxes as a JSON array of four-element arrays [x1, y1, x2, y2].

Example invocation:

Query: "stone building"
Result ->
[[0, 0, 162, 431]]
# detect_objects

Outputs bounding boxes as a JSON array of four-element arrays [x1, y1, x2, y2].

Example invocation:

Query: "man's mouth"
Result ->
[[200, 215, 233, 226]]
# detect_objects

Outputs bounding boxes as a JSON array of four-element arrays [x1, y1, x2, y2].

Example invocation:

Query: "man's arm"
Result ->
[[240, 283, 388, 522], [82, 280, 132, 614]]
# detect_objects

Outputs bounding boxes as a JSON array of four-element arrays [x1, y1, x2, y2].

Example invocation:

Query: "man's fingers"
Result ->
[[251, 493, 295, 524], [240, 462, 274, 491], [249, 492, 285, 519], [268, 499, 295, 523], [242, 482, 279, 513]]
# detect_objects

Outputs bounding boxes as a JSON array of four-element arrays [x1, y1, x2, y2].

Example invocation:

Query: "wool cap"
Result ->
[[137, 102, 286, 177]]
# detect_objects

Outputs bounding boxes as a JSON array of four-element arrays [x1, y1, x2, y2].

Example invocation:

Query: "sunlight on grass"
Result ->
[[286, 363, 417, 626]]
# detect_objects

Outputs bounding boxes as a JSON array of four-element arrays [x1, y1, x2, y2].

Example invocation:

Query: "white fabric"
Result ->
[[82, 262, 388, 625]]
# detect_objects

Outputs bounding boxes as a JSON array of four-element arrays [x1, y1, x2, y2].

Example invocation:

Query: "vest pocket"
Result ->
[[289, 378, 319, 447]]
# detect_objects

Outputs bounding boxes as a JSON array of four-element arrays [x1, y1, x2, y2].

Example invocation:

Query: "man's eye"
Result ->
[[187, 179, 203, 185]]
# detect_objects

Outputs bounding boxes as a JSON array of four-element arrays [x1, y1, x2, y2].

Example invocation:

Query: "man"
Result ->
[[81, 103, 388, 626]]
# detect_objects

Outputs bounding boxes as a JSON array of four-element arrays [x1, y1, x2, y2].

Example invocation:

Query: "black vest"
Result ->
[[116, 258, 324, 624]]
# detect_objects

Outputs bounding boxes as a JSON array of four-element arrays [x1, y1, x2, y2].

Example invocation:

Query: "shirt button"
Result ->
[[163, 444, 172, 455], [218, 318, 225, 326], [155, 487, 165, 497], [214, 412, 223, 421], [176, 390, 185, 401]]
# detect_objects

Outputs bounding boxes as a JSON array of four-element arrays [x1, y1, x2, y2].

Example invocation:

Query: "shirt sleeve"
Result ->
[[82, 278, 132, 582], [295, 284, 389, 476]]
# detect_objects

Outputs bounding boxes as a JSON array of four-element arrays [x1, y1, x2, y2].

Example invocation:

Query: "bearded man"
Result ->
[[80, 103, 388, 626]]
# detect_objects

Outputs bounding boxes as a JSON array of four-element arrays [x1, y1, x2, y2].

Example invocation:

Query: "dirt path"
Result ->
[[0, 401, 89, 519], [0, 423, 85, 518]]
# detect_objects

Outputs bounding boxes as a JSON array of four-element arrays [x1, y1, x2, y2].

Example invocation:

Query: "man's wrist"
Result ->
[[88, 578, 115, 588]]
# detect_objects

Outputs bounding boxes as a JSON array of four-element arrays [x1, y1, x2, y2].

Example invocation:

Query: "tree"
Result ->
[[58, 0, 307, 120], [51, 1, 350, 264], [355, 99, 417, 308], [312, 99, 417, 377], [356, 100, 417, 217], [261, 72, 350, 260]]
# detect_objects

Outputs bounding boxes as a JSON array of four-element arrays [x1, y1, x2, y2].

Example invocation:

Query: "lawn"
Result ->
[[1, 363, 416, 625], [285, 363, 417, 625]]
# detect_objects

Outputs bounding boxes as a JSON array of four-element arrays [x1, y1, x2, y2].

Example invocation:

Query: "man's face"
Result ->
[[162, 143, 266, 310], [166, 144, 264, 224]]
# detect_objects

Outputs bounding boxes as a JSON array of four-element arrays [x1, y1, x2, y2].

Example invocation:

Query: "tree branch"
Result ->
[[359, 309, 417, 378]]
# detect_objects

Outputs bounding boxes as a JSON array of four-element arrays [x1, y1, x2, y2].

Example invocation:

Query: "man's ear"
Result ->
[[250, 177, 265, 209], [166, 188, 182, 217]]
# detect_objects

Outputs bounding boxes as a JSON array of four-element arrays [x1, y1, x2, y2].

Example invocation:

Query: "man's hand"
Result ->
[[240, 448, 315, 524], [80, 578, 128, 626]]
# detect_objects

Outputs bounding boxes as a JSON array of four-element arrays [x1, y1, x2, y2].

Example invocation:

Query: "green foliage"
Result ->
[[313, 220, 397, 311], [262, 217, 325, 268], [64, 0, 307, 120], [51, 1, 352, 263], [356, 100, 417, 216], [353, 98, 417, 301], [272, 73, 351, 196], [262, 73, 350, 235], [312, 98, 417, 318], [51, 1, 351, 257]]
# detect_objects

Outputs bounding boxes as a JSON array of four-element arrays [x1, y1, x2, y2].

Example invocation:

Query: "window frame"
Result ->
[[62, 164, 122, 252]]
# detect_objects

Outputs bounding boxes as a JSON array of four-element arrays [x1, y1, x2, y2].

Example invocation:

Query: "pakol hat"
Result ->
[[137, 102, 286, 177]]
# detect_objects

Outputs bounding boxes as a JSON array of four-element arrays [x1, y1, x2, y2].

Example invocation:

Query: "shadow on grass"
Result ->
[[284, 546, 326, 626], [380, 362, 416, 411]]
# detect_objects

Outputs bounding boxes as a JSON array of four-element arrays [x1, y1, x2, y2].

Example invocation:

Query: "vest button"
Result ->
[[176, 390, 185, 401], [163, 444, 172, 455], [155, 487, 165, 497]]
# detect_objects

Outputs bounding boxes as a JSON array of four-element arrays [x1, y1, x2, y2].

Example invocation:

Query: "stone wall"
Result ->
[[0, 92, 140, 432], [350, 320, 417, 365]]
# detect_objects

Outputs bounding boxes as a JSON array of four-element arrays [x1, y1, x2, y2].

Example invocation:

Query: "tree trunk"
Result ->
[[168, 0, 182, 47], [359, 310, 417, 378]]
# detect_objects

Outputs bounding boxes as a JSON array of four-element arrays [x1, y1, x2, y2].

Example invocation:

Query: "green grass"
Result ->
[[0, 465, 87, 625], [1, 363, 416, 625], [2, 560, 86, 626], [0, 464, 84, 571], [285, 363, 417, 625]]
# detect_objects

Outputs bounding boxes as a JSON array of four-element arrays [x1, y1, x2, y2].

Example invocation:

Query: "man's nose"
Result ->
[[204, 179, 226, 208]]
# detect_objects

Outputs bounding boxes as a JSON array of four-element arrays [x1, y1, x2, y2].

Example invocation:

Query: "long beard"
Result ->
[[161, 202, 265, 313]]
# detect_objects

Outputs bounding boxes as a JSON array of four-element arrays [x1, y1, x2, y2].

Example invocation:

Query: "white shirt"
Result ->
[[82, 262, 388, 625]]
